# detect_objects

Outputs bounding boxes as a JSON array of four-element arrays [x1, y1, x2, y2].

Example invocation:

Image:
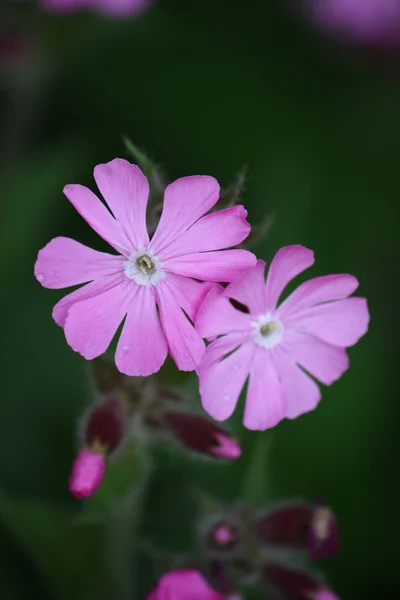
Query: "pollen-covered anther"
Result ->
[[252, 314, 284, 350], [137, 254, 155, 275], [124, 248, 165, 286], [260, 321, 279, 337]]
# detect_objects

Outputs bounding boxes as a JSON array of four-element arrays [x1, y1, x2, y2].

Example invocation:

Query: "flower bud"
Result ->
[[70, 396, 128, 499], [69, 449, 106, 499], [264, 564, 339, 600], [257, 499, 339, 559], [257, 502, 312, 549], [84, 397, 127, 452], [162, 411, 241, 460]]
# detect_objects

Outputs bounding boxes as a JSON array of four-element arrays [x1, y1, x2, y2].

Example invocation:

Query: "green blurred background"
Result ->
[[1, 0, 398, 598]]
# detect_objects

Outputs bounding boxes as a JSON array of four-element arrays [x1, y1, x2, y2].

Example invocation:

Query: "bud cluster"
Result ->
[[69, 358, 241, 499], [197, 499, 339, 600]]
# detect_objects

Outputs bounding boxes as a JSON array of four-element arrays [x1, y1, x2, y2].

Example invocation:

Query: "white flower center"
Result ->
[[252, 313, 284, 349], [124, 248, 165, 287]]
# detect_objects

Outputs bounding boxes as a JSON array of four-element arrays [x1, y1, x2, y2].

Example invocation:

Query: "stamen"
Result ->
[[136, 254, 155, 275], [260, 322, 279, 337]]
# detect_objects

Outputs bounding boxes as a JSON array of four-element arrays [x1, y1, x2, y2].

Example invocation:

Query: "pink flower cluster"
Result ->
[[35, 158, 369, 432]]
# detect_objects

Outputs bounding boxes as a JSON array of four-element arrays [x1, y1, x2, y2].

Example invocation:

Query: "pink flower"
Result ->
[[35, 159, 255, 376], [196, 245, 369, 431], [40, 0, 152, 17], [147, 570, 224, 600], [69, 448, 105, 498], [307, 0, 400, 47]]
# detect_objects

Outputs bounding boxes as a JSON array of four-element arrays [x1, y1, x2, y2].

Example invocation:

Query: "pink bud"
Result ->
[[69, 449, 106, 499], [162, 411, 241, 461], [212, 433, 241, 460]]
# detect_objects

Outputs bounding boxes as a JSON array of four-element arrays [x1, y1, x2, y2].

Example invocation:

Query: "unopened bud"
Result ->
[[264, 564, 339, 600], [257, 502, 312, 549], [85, 397, 127, 452], [69, 449, 106, 499], [163, 411, 241, 460]]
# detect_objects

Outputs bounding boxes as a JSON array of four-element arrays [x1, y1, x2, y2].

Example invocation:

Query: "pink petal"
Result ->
[[63, 184, 132, 255], [52, 273, 126, 327], [163, 249, 256, 282], [272, 348, 321, 419], [282, 332, 349, 385], [149, 175, 220, 255], [69, 449, 105, 499], [93, 159, 149, 249], [155, 279, 205, 371], [148, 569, 224, 600], [244, 349, 286, 430], [115, 286, 168, 376], [34, 237, 124, 289], [223, 260, 267, 316], [64, 279, 134, 360], [277, 274, 359, 319], [286, 297, 369, 347], [163, 273, 215, 322], [198, 331, 251, 373], [198, 341, 255, 422], [196, 285, 252, 339], [264, 245, 315, 311], [159, 206, 251, 259]]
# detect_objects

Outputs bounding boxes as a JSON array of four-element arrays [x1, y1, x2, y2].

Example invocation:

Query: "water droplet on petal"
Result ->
[[232, 363, 239, 371], [222, 394, 230, 402], [36, 273, 45, 283], [123, 346, 130, 353]]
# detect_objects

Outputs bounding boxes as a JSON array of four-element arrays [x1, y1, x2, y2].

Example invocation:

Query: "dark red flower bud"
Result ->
[[162, 411, 241, 460], [258, 499, 339, 560], [264, 564, 339, 600], [257, 502, 313, 549], [85, 397, 127, 452]]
